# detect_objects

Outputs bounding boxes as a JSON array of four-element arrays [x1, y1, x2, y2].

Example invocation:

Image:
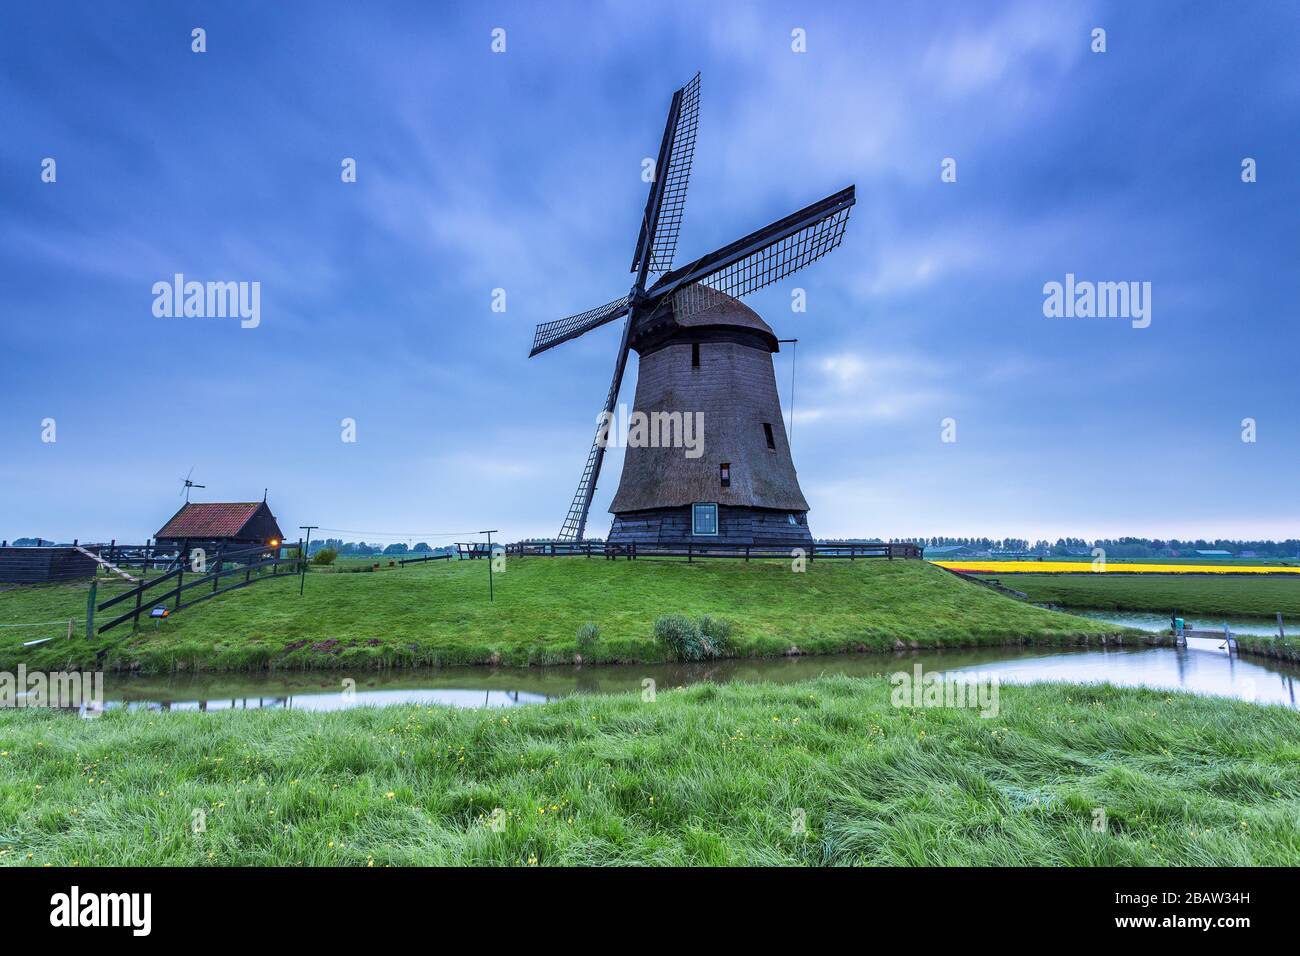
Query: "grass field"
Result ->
[[0, 558, 1126, 673], [976, 572, 1300, 619], [1, 677, 1297, 866]]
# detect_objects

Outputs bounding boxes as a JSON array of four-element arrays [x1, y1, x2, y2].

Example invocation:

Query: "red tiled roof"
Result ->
[[156, 502, 263, 539]]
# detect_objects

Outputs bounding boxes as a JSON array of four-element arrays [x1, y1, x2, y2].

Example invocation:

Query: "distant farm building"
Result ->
[[154, 501, 285, 555], [1194, 549, 1233, 557]]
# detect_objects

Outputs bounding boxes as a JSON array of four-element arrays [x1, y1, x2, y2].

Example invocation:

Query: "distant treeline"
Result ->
[[306, 539, 456, 557], [888, 537, 1300, 558]]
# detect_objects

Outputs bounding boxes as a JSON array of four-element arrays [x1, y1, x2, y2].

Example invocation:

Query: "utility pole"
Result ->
[[481, 529, 499, 602], [299, 525, 318, 596]]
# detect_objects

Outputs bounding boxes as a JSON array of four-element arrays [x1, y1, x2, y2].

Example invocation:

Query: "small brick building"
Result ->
[[154, 500, 285, 556]]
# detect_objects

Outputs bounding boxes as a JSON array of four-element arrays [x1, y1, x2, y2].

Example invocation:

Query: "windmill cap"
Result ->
[[631, 285, 779, 355], [673, 286, 774, 335]]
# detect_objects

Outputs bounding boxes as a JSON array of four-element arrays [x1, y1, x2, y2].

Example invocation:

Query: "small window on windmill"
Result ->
[[763, 422, 776, 449], [787, 514, 798, 526], [691, 342, 700, 367], [719, 462, 730, 488], [692, 502, 718, 536]]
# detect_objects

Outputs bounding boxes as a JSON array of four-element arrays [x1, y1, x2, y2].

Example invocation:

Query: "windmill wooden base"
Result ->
[[609, 505, 813, 549]]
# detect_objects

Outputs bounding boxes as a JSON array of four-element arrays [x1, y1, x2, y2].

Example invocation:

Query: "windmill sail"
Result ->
[[556, 315, 635, 541], [529, 294, 630, 357], [652, 186, 855, 320], [631, 73, 701, 277]]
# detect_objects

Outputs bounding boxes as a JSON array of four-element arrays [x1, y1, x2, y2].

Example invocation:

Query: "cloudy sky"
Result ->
[[2, 0, 1297, 546]]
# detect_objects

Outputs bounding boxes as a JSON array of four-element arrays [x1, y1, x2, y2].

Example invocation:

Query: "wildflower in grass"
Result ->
[[385, 791, 395, 799]]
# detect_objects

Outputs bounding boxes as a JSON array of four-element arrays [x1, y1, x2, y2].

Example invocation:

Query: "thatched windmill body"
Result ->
[[529, 73, 855, 546]]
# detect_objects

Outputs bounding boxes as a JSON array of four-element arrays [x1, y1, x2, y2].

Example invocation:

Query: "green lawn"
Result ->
[[0, 558, 1127, 674], [2, 677, 1297, 866], [980, 572, 1300, 618]]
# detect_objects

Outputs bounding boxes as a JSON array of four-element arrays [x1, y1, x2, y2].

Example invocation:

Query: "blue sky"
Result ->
[[2, 0, 1297, 546]]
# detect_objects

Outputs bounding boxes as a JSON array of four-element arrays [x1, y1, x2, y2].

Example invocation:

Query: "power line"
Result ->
[[312, 527, 484, 539]]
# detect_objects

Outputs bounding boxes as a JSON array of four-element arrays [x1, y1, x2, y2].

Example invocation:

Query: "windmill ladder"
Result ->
[[73, 545, 139, 583]]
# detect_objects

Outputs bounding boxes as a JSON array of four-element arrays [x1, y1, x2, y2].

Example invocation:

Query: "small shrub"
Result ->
[[654, 614, 734, 662], [576, 622, 600, 659], [698, 615, 734, 646], [312, 548, 338, 566]]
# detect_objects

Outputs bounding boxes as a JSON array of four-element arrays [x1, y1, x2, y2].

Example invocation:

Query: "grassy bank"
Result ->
[[1, 677, 1297, 865], [977, 572, 1300, 618], [0, 558, 1125, 674]]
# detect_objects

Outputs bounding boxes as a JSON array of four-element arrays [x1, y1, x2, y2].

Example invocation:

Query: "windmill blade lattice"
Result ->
[[672, 203, 851, 320], [646, 73, 700, 273], [529, 294, 630, 357]]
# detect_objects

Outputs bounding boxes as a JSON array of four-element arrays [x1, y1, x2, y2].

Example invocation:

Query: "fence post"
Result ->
[[132, 583, 143, 632], [213, 546, 225, 593], [1279, 612, 1286, 640], [176, 562, 184, 610], [687, 541, 692, 564], [85, 579, 96, 641]]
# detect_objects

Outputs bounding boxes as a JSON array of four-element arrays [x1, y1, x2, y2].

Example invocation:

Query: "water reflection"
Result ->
[[1071, 609, 1287, 637], [100, 639, 1300, 713]]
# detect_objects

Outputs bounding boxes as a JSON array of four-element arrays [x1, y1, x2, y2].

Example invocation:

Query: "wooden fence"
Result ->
[[475, 540, 923, 562], [94, 541, 304, 635], [397, 552, 455, 566], [77, 541, 179, 572]]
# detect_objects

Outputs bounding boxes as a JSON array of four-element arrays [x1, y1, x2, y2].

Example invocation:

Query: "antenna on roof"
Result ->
[[179, 466, 206, 503], [263, 488, 267, 502]]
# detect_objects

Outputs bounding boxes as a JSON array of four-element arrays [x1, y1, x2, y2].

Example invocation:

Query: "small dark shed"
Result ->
[[0, 547, 97, 583], [154, 501, 285, 556]]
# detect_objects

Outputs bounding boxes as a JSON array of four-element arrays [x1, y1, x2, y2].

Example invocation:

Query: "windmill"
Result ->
[[530, 73, 855, 543], [178, 466, 205, 503]]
